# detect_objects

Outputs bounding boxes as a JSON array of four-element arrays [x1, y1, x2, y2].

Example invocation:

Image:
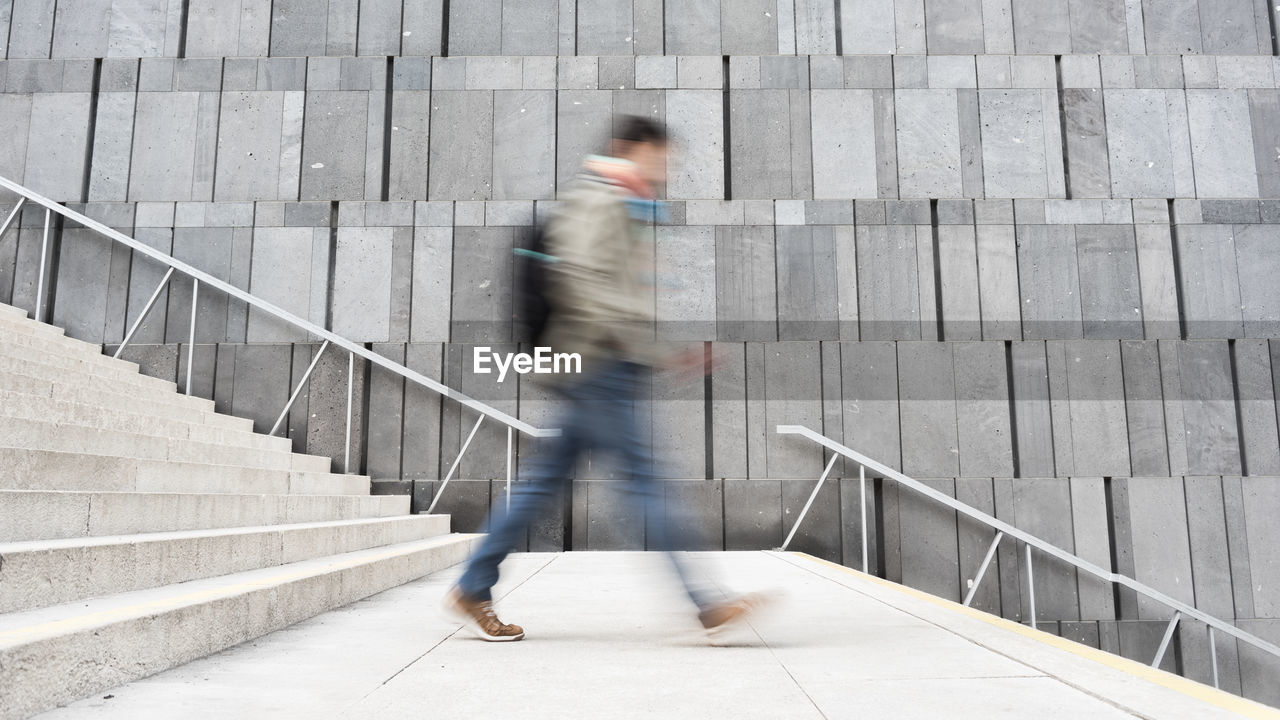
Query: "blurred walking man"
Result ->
[[443, 116, 767, 642]]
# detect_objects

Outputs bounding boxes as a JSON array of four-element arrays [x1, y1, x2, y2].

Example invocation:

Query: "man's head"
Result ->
[[610, 115, 670, 187]]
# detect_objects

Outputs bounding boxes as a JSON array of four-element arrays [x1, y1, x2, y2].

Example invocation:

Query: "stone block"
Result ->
[[666, 89, 723, 199], [1017, 225, 1082, 339], [1076, 225, 1142, 339], [895, 89, 962, 198], [979, 89, 1055, 198], [775, 226, 838, 340], [1176, 225, 1243, 339], [856, 225, 922, 340], [1069, 0, 1129, 52], [724, 479, 782, 550], [925, 0, 984, 53], [1176, 341, 1243, 475], [491, 90, 555, 201], [810, 89, 878, 199], [654, 225, 715, 341], [428, 91, 493, 200], [953, 342, 1013, 476], [896, 342, 959, 478], [246, 227, 327, 342], [1186, 89, 1258, 198], [556, 89, 611, 189], [300, 91, 371, 201]]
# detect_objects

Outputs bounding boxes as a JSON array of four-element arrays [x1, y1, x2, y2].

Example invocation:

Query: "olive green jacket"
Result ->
[[537, 174, 660, 382]]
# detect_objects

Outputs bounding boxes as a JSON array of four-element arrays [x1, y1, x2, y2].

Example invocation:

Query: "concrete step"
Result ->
[[0, 368, 234, 426], [0, 345, 178, 395], [0, 324, 114, 363], [0, 514, 453, 613], [0, 489, 411, 542], [0, 448, 369, 496], [0, 306, 66, 339], [0, 390, 291, 454], [0, 416, 331, 474], [0, 532, 480, 720]]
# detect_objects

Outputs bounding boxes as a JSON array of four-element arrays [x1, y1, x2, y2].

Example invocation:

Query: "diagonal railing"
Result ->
[[0, 175, 557, 513], [776, 423, 1280, 689]]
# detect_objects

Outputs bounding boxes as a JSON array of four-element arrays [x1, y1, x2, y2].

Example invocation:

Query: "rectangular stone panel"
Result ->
[[715, 225, 776, 342], [938, 225, 980, 341], [924, 0, 984, 53], [667, 89, 723, 200], [954, 341, 1014, 477], [729, 89, 797, 199], [897, 477, 962, 601], [1011, 0, 1071, 53], [1012, 478, 1080, 620], [810, 89, 877, 198], [1234, 225, 1280, 339], [300, 91, 371, 201], [724, 479, 782, 550], [8, 0, 56, 58], [449, 226, 513, 344], [428, 90, 493, 200], [1126, 476, 1195, 619], [1186, 89, 1258, 198], [856, 225, 921, 341], [246, 227, 328, 342], [1134, 224, 1180, 340], [1069, 0, 1129, 52], [654, 225, 714, 341], [979, 89, 1054, 199], [775, 226, 838, 340], [1070, 477, 1116, 620], [974, 225, 1020, 340], [556, 89, 612, 191], [1142, 0, 1202, 53], [895, 89, 962, 198], [1173, 341, 1242, 476], [1175, 225, 1243, 339], [1062, 88, 1111, 199], [1121, 340, 1170, 476], [1235, 339, 1280, 475], [331, 226, 395, 342], [1248, 90, 1280, 199], [492, 90, 555, 200], [761, 341, 824, 478], [1076, 225, 1142, 339], [1010, 342, 1054, 477], [897, 342, 959, 478], [1017, 225, 1082, 340], [839, 341, 901, 471], [1064, 340, 1132, 476], [388, 90, 431, 201]]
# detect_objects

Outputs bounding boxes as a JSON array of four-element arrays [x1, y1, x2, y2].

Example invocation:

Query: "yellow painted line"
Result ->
[[0, 534, 481, 647], [791, 552, 1280, 719]]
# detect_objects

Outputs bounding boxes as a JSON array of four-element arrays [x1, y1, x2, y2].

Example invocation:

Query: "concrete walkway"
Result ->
[[36, 552, 1279, 719]]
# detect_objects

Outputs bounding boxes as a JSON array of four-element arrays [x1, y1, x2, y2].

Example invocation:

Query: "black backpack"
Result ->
[[512, 220, 557, 345]]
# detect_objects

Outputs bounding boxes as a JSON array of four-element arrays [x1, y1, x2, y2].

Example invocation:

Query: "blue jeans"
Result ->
[[456, 358, 713, 610]]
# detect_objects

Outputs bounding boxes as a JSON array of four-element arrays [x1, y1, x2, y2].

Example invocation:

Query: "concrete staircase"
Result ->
[[0, 302, 481, 719]]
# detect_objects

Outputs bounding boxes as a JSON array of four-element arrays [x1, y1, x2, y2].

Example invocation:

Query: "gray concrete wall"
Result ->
[[1, 0, 1279, 702]]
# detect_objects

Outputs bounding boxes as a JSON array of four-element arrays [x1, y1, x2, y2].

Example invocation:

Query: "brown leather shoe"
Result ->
[[697, 592, 773, 632], [443, 586, 526, 642]]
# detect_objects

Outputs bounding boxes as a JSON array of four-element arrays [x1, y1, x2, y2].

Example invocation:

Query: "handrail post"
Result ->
[[860, 464, 868, 574], [35, 208, 51, 323], [185, 279, 198, 396], [1152, 611, 1181, 668], [781, 452, 839, 551], [1208, 626, 1219, 689], [506, 426, 513, 513], [963, 531, 1004, 607], [0, 197, 26, 240], [270, 340, 330, 436], [427, 414, 487, 514], [1025, 543, 1036, 630], [345, 351, 354, 474], [115, 267, 175, 359]]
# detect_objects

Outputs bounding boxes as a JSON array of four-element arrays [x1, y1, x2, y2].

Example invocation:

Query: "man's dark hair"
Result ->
[[614, 115, 669, 145]]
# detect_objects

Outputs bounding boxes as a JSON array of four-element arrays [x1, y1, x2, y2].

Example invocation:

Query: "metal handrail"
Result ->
[[776, 423, 1280, 684], [0, 175, 556, 502]]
